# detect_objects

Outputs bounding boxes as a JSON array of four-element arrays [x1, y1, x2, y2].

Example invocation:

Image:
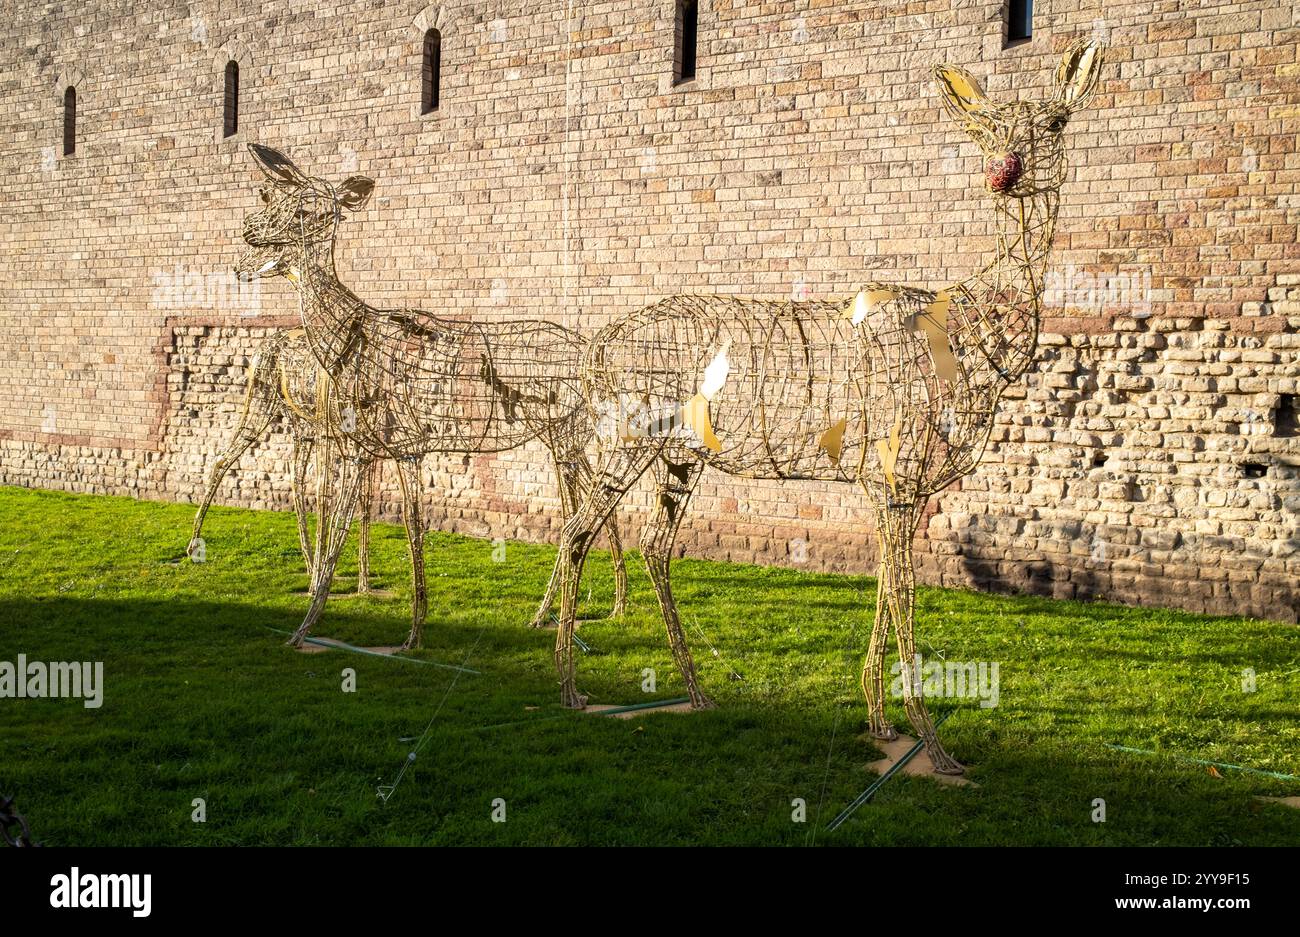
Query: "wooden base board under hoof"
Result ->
[[585, 700, 696, 719], [863, 732, 979, 788]]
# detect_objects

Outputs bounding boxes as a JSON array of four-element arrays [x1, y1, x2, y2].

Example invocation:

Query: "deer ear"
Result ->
[[248, 143, 309, 187], [1055, 38, 1104, 110], [338, 176, 374, 211], [933, 64, 988, 119]]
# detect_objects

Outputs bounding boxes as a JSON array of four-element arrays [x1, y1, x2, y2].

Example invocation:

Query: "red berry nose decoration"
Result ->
[[985, 152, 1024, 193]]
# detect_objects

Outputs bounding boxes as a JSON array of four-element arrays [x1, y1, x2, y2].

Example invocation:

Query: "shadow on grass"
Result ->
[[3, 590, 1300, 846]]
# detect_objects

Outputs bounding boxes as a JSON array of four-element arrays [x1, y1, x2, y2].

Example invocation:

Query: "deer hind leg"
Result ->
[[355, 460, 377, 595], [188, 348, 280, 559], [529, 452, 580, 630], [877, 498, 964, 775], [530, 553, 562, 629], [530, 447, 626, 623], [395, 457, 428, 651], [861, 517, 897, 740], [578, 453, 629, 619], [287, 446, 369, 647], [532, 451, 631, 630], [555, 446, 659, 709], [642, 453, 713, 710]]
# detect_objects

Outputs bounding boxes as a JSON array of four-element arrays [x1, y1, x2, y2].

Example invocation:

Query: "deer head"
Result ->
[[934, 38, 1104, 198], [235, 143, 374, 281]]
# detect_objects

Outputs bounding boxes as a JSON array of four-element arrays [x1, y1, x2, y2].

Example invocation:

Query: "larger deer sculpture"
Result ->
[[549, 39, 1105, 774], [234, 144, 627, 649]]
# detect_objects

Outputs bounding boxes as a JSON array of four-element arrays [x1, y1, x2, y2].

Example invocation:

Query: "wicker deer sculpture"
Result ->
[[184, 326, 625, 637], [233, 144, 627, 649], [550, 39, 1105, 774]]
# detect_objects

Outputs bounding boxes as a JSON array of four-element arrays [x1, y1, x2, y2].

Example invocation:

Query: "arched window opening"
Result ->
[[223, 60, 239, 137], [62, 86, 76, 156], [674, 1, 698, 85], [422, 29, 441, 114], [1007, 0, 1033, 44]]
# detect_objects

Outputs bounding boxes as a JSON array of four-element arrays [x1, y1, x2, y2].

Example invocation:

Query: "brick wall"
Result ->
[[1, 1, 1297, 621]]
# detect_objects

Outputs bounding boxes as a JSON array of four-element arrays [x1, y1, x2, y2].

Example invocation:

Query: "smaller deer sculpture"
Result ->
[[234, 145, 628, 649]]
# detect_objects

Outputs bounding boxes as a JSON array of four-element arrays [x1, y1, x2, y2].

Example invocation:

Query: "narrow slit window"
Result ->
[[1007, 0, 1033, 43], [675, 0, 698, 85], [1275, 394, 1298, 437], [62, 86, 76, 156], [422, 29, 441, 113], [223, 61, 239, 137]]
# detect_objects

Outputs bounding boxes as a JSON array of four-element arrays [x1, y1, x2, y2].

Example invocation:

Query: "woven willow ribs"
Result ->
[[583, 289, 1003, 495]]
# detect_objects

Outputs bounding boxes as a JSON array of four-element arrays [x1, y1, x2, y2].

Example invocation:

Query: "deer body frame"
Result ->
[[551, 40, 1105, 774]]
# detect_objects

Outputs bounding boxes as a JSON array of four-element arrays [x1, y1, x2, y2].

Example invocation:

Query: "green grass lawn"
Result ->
[[1, 484, 1297, 845]]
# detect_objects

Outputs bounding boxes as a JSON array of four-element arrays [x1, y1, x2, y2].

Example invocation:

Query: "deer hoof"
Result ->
[[928, 751, 966, 776]]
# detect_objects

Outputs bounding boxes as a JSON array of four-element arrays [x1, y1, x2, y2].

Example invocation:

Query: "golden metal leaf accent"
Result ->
[[819, 418, 848, 464], [681, 393, 720, 452]]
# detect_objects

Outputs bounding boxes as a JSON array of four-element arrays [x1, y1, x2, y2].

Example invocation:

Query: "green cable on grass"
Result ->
[[589, 697, 692, 717], [1106, 744, 1300, 783], [826, 710, 954, 832]]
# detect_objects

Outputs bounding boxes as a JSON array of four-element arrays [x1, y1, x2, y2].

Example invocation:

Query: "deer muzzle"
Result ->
[[985, 151, 1024, 193], [234, 245, 281, 281]]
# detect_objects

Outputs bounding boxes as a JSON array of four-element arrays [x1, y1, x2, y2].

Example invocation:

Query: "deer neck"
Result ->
[[285, 237, 369, 375], [953, 188, 1058, 383]]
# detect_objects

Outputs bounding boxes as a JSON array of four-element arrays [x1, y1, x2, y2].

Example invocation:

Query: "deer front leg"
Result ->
[[861, 538, 897, 740], [641, 454, 712, 710], [880, 500, 964, 775], [287, 449, 368, 647], [289, 430, 317, 581], [355, 460, 376, 595], [188, 378, 277, 560], [395, 456, 428, 651], [555, 527, 588, 709]]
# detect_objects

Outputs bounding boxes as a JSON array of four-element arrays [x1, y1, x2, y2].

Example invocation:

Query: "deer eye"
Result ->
[[1046, 116, 1067, 133]]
